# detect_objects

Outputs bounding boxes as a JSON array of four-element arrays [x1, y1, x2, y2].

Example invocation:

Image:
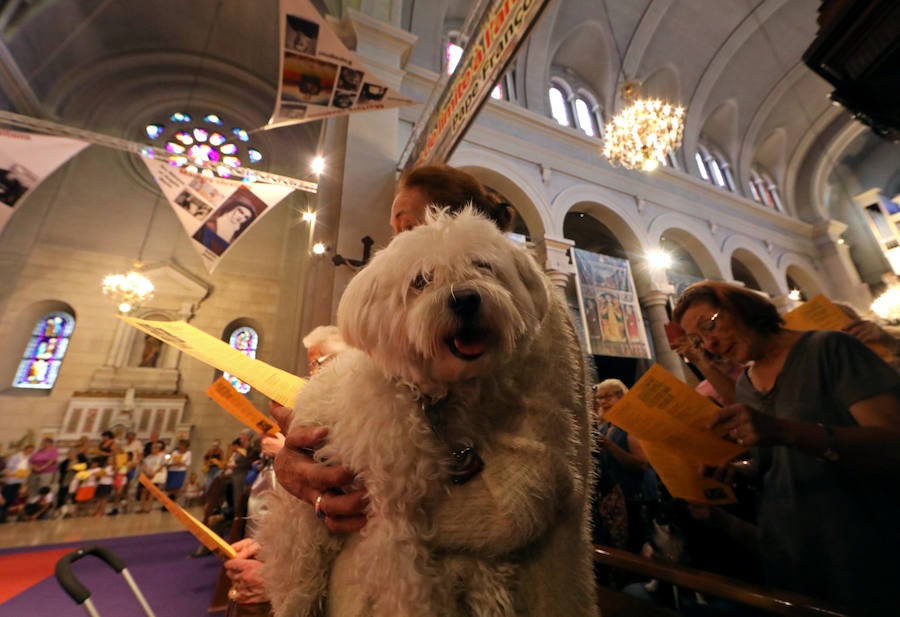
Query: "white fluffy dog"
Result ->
[[258, 208, 596, 617]]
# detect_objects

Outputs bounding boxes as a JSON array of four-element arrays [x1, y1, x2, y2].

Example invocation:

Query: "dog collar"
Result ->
[[419, 396, 484, 486]]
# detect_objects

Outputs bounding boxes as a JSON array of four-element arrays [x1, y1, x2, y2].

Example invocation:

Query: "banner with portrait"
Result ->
[[0, 129, 89, 237], [268, 0, 415, 129], [142, 159, 293, 273], [572, 248, 652, 359]]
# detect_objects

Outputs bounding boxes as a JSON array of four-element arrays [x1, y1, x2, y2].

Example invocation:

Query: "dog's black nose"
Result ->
[[449, 289, 481, 319]]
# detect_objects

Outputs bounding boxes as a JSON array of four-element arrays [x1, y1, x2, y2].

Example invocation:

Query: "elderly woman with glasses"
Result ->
[[673, 280, 900, 614]]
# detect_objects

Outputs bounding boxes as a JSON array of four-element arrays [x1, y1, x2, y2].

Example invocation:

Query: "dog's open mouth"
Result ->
[[446, 328, 489, 361]]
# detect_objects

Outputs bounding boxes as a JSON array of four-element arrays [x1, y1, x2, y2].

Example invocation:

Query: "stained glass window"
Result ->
[[144, 112, 262, 180], [13, 311, 75, 390], [224, 326, 258, 394]]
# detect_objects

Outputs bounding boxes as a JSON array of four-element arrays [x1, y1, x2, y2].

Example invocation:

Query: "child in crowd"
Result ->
[[6, 484, 29, 520], [22, 486, 55, 521], [182, 471, 204, 507], [110, 452, 131, 514], [139, 441, 167, 513], [92, 456, 115, 517], [70, 458, 101, 516]]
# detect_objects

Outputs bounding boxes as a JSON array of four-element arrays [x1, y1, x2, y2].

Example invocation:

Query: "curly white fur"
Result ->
[[258, 208, 597, 617]]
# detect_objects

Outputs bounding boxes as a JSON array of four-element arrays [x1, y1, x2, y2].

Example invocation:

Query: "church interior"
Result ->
[[1, 0, 899, 614]]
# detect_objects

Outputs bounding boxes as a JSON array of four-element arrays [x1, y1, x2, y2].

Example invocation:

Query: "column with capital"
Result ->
[[640, 287, 686, 380], [542, 235, 575, 294], [813, 219, 872, 307]]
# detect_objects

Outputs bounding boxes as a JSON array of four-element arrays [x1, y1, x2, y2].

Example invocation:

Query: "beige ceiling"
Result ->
[[1, 0, 898, 220]]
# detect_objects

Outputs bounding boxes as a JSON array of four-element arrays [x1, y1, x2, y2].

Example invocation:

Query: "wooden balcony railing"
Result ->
[[594, 545, 852, 617]]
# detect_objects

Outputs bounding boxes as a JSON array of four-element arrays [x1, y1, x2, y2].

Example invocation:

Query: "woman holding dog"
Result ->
[[266, 201, 596, 616], [674, 280, 900, 615], [273, 164, 516, 533]]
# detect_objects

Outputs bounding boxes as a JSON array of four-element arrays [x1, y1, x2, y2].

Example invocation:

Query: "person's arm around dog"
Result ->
[[271, 402, 368, 533]]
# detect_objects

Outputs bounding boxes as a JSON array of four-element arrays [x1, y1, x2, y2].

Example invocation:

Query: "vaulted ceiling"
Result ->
[[1, 0, 898, 224]]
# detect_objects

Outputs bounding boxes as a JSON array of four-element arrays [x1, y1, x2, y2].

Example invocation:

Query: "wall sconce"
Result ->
[[332, 236, 373, 270]]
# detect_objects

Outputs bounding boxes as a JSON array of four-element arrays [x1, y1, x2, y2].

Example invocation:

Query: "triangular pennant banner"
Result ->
[[267, 0, 416, 129], [0, 129, 89, 237], [142, 158, 293, 273]]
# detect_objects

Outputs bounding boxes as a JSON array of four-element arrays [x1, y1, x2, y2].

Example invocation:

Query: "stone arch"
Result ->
[[699, 99, 739, 165], [809, 120, 869, 223], [682, 0, 793, 180], [550, 21, 610, 102], [641, 64, 681, 105], [553, 187, 660, 299], [779, 256, 827, 299], [550, 185, 649, 249], [647, 213, 727, 279], [739, 62, 810, 207], [722, 236, 781, 294], [754, 128, 788, 186], [621, 0, 677, 80], [782, 106, 847, 223], [518, 1, 565, 112], [450, 147, 549, 241]]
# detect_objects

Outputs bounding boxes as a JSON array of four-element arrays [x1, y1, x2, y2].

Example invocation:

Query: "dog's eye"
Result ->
[[474, 261, 493, 272], [411, 273, 431, 291]]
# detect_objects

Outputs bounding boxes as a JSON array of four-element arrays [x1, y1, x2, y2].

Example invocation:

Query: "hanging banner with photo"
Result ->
[[400, 0, 553, 170], [142, 159, 293, 273], [572, 248, 652, 359], [267, 0, 416, 129], [0, 129, 89, 237]]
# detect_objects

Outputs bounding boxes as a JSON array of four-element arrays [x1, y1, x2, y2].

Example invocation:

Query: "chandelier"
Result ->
[[602, 80, 685, 172], [102, 262, 155, 314]]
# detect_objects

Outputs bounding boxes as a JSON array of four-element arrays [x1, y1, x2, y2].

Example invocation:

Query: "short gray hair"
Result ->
[[594, 378, 628, 396], [302, 325, 347, 355]]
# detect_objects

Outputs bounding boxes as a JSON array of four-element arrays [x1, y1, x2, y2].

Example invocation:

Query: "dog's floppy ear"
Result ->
[[512, 247, 551, 321], [337, 265, 382, 351]]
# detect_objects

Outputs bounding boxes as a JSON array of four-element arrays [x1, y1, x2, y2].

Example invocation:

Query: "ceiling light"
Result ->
[[311, 156, 325, 175], [603, 80, 684, 172], [102, 262, 154, 314], [646, 249, 672, 270]]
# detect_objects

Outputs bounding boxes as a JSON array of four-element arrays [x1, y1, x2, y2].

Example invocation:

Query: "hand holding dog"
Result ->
[[271, 401, 368, 533]]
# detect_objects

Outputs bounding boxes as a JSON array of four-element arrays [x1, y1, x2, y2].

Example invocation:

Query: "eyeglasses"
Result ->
[[309, 352, 335, 372], [688, 312, 719, 348]]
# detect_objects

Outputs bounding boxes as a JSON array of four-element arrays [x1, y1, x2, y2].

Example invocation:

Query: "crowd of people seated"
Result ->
[[0, 429, 207, 522]]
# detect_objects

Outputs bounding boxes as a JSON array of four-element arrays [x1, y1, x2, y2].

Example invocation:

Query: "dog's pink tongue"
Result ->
[[454, 338, 486, 356]]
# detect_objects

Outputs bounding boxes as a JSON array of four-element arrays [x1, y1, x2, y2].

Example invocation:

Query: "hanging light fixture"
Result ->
[[101, 198, 160, 314], [102, 263, 155, 313], [602, 79, 685, 172], [598, 0, 685, 172]]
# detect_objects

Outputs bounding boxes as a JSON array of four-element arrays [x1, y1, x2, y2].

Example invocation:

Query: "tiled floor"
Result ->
[[0, 505, 205, 550]]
